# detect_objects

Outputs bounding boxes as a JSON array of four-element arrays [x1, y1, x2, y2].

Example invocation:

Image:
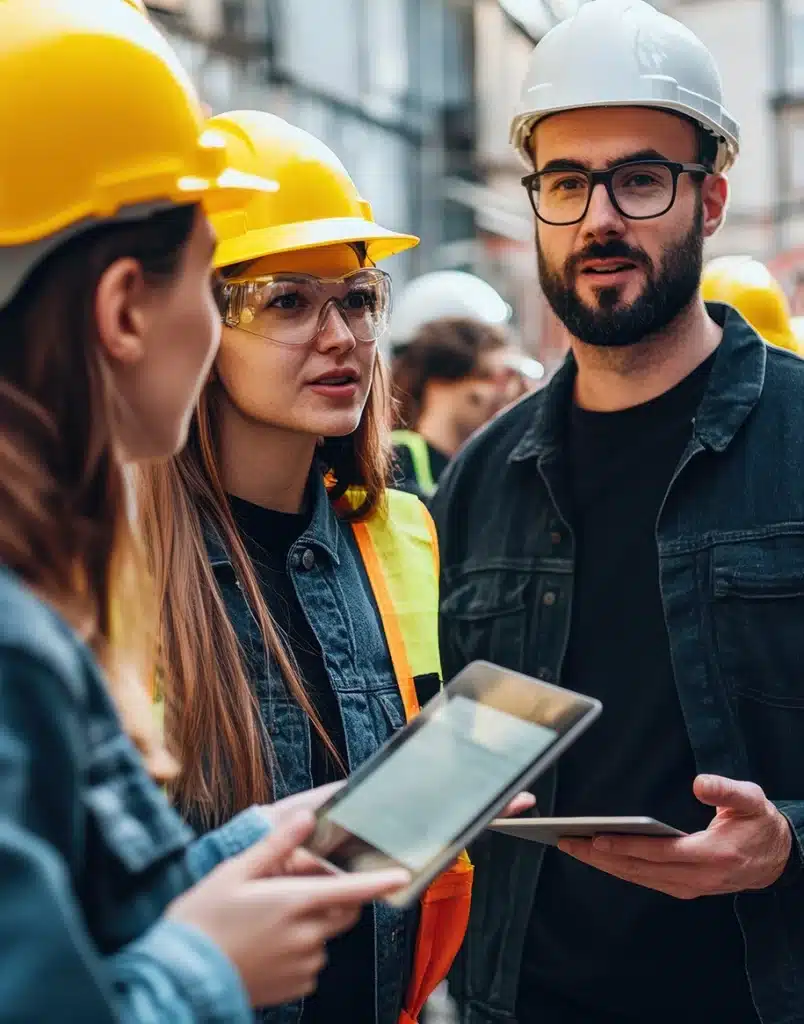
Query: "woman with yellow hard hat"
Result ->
[[0, 2, 408, 1020], [135, 110, 483, 1024]]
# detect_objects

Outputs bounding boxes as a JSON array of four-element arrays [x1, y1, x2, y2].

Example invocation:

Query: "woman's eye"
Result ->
[[268, 292, 302, 311], [344, 290, 377, 311]]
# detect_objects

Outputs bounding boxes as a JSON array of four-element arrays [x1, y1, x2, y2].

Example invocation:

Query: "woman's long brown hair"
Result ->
[[136, 309, 393, 829], [0, 205, 198, 780]]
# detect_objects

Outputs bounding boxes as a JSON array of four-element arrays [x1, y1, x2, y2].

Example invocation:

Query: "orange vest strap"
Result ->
[[350, 518, 420, 721], [339, 489, 473, 1024]]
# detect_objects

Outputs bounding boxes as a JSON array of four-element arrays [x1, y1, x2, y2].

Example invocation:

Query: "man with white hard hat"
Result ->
[[390, 270, 512, 352], [433, 2, 804, 1022]]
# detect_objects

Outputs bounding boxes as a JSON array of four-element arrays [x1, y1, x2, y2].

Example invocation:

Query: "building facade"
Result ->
[[147, 0, 478, 304]]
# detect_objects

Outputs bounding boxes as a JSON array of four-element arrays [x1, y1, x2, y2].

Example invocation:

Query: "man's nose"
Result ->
[[580, 182, 627, 240]]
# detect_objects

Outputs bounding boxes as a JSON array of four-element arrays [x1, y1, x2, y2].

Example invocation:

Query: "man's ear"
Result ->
[[94, 257, 149, 366], [701, 173, 729, 238]]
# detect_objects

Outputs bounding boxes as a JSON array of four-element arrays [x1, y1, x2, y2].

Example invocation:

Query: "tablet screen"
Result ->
[[327, 696, 557, 871], [305, 661, 601, 899]]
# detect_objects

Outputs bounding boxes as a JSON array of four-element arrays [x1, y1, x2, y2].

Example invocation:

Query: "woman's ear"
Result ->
[[94, 257, 149, 367]]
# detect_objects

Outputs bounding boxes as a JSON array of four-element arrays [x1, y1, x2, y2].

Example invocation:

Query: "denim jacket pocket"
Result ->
[[711, 536, 804, 705], [710, 534, 804, 794], [441, 565, 531, 670]]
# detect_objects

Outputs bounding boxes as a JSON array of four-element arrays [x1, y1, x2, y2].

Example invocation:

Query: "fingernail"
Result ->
[[593, 837, 611, 852]]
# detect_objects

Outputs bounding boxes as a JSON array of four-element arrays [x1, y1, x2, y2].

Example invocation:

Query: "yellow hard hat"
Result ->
[[0, 0, 277, 253], [121, 0, 148, 12], [701, 256, 798, 353], [209, 110, 419, 269]]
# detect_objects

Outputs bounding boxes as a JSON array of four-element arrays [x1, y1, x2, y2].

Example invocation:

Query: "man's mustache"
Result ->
[[565, 241, 653, 279]]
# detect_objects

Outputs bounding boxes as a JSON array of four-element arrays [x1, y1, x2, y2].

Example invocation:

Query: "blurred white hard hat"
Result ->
[[510, 0, 739, 173], [391, 270, 512, 348]]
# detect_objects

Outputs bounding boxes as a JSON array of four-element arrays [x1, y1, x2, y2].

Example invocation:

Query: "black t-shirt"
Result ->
[[228, 495, 374, 1024], [517, 355, 759, 1023]]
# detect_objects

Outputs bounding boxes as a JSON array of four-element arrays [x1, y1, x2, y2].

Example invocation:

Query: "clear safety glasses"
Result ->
[[220, 268, 393, 346]]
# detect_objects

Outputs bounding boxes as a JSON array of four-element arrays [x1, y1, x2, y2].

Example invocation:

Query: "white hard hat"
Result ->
[[510, 0, 740, 173], [391, 271, 512, 347]]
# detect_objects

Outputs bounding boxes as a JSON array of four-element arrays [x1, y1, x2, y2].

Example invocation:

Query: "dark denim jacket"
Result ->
[[432, 305, 804, 1024], [0, 565, 271, 1022], [205, 472, 414, 1024]]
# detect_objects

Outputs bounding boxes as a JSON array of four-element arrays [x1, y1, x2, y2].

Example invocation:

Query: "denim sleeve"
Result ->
[[771, 801, 804, 889], [185, 807, 271, 881], [0, 649, 251, 1024]]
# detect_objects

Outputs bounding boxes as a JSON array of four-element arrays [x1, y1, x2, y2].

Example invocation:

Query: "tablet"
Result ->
[[303, 661, 602, 908], [489, 817, 685, 846]]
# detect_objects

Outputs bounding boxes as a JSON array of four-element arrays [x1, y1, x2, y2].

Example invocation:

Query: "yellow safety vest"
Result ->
[[391, 430, 437, 498], [339, 486, 473, 1024]]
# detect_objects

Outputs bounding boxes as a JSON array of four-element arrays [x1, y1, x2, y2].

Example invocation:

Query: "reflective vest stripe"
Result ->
[[392, 430, 437, 497], [351, 517, 419, 720], [346, 488, 472, 1024]]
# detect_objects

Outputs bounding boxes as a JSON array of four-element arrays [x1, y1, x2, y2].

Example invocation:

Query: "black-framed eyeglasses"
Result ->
[[521, 159, 710, 226]]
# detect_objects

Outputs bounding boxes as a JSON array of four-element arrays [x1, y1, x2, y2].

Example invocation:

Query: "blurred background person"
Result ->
[[390, 316, 513, 498], [388, 269, 542, 497]]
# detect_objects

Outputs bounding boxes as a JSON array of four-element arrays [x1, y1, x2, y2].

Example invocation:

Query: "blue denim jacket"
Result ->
[[432, 305, 804, 1024], [0, 564, 271, 1022], [206, 472, 414, 1024]]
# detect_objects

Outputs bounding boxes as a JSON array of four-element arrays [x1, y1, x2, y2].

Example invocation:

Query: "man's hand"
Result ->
[[558, 775, 794, 899]]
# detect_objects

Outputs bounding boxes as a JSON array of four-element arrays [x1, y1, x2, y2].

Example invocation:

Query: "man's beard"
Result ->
[[537, 203, 704, 348]]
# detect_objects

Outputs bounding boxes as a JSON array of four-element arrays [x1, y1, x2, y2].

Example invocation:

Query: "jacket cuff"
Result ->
[[186, 806, 271, 880], [115, 918, 251, 1023], [770, 802, 804, 889]]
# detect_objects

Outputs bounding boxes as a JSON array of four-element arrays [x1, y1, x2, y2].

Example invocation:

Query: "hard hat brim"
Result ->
[[214, 215, 419, 269], [0, 165, 279, 249], [512, 99, 739, 173]]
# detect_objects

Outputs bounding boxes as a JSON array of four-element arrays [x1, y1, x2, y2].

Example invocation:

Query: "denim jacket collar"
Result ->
[[509, 302, 766, 464], [204, 466, 342, 571]]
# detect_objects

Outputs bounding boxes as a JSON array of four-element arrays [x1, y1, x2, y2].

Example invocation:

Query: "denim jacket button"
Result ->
[[289, 552, 302, 569], [302, 548, 316, 571], [542, 590, 557, 607]]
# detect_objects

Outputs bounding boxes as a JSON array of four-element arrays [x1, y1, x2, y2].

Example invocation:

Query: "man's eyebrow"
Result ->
[[536, 149, 671, 174]]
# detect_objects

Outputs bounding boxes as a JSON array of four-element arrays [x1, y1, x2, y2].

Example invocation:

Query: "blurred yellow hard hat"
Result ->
[[701, 256, 798, 353], [209, 110, 419, 269], [121, 0, 148, 12], [791, 316, 804, 353], [0, 0, 277, 251]]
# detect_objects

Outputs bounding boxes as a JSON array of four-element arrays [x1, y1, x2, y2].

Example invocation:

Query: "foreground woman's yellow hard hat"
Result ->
[[208, 109, 419, 269], [0, 0, 277, 251]]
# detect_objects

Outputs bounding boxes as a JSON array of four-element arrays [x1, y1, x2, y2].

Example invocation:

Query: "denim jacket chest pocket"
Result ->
[[81, 728, 193, 953], [441, 559, 572, 680], [710, 532, 804, 795], [440, 564, 531, 673]]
